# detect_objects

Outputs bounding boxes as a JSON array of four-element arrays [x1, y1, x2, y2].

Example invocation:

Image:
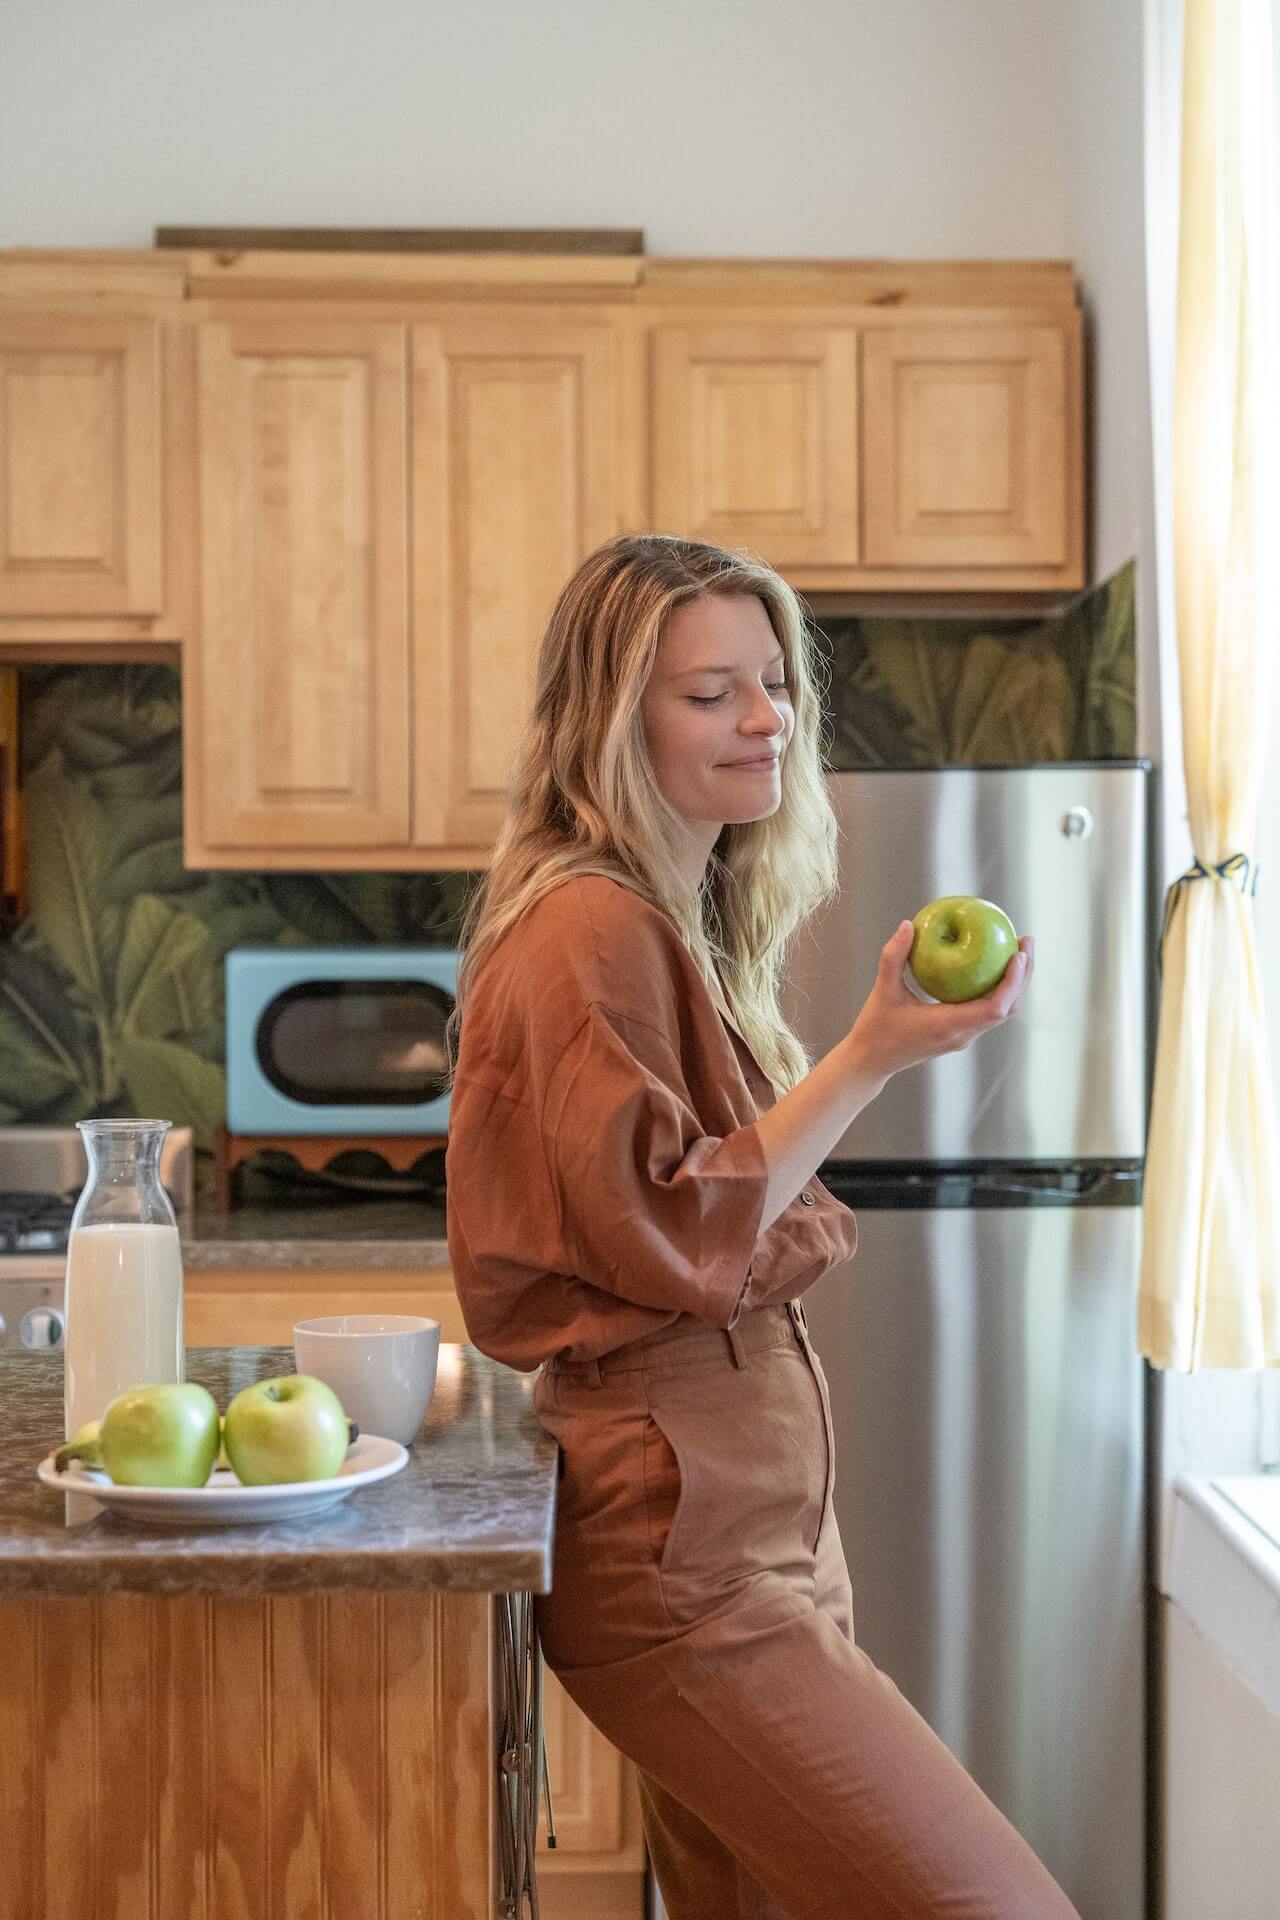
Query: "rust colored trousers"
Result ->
[[532, 1298, 1082, 1920]]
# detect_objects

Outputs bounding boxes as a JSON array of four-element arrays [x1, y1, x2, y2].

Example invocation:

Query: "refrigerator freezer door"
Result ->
[[780, 767, 1150, 1161], [806, 1204, 1146, 1920]]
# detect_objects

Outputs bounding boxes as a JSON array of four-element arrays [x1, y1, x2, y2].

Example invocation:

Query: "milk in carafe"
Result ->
[[64, 1221, 184, 1437], [64, 1119, 185, 1442]]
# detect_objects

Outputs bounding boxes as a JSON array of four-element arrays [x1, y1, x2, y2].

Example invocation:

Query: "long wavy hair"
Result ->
[[443, 532, 840, 1096]]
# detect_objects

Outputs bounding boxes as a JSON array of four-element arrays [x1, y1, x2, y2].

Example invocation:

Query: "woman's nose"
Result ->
[[746, 694, 787, 735]]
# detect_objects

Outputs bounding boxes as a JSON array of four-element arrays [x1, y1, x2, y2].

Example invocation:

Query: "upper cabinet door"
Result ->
[[650, 325, 860, 568], [861, 322, 1082, 579], [0, 312, 162, 616], [410, 315, 625, 852], [192, 316, 410, 851]]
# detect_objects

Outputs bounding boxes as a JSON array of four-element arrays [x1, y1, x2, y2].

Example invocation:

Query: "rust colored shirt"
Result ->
[[445, 874, 859, 1373]]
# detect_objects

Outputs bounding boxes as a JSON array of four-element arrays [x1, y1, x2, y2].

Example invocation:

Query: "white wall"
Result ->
[[1059, 0, 1164, 766], [0, 0, 1068, 255]]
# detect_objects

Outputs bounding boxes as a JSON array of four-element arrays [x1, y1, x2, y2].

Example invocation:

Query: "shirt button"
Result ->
[[800, 1190, 815, 1206]]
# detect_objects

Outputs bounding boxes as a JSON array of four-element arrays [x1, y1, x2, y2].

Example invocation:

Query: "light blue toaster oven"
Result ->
[[225, 948, 459, 1136]]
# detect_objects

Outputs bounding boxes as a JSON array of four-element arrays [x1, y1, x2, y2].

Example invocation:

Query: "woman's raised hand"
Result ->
[[846, 920, 1035, 1086]]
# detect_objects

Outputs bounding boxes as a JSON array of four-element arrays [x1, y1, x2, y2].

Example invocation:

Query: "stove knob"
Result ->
[[21, 1307, 64, 1350]]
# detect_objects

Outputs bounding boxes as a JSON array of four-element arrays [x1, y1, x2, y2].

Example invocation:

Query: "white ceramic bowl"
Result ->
[[293, 1314, 440, 1446]]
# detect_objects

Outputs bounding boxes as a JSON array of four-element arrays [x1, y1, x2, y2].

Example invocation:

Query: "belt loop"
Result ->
[[726, 1324, 749, 1368], [584, 1356, 604, 1388]]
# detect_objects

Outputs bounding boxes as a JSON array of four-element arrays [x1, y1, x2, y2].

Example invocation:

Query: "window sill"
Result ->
[[1162, 1473, 1280, 1721]]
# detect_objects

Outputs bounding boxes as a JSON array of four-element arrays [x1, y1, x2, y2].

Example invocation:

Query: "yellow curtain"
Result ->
[[1139, 0, 1280, 1369]]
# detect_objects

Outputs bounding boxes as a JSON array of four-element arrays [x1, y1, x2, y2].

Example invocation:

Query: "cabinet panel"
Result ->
[[861, 323, 1079, 574], [192, 316, 410, 850], [410, 316, 625, 850], [184, 1271, 463, 1348], [535, 1664, 646, 1919], [0, 311, 161, 617], [538, 1664, 625, 1853], [651, 324, 859, 566], [0, 1588, 493, 1920]]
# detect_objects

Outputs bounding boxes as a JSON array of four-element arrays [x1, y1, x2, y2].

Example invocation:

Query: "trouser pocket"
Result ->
[[642, 1352, 822, 1606], [642, 1407, 689, 1575]]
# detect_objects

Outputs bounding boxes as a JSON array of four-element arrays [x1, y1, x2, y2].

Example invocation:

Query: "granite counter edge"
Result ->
[[0, 1537, 553, 1598]]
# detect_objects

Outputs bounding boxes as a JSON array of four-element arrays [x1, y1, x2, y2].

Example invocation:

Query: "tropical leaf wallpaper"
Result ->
[[818, 559, 1135, 766], [0, 560, 1134, 1201]]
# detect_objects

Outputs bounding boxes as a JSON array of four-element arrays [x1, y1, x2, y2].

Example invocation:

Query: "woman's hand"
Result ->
[[846, 920, 1035, 1086]]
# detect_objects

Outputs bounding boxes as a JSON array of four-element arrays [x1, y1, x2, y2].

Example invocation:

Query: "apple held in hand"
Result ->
[[67, 1383, 221, 1488], [908, 895, 1019, 1003], [223, 1375, 350, 1486]]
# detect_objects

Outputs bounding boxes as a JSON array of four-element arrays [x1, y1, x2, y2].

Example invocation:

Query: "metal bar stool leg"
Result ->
[[496, 1593, 553, 1917]]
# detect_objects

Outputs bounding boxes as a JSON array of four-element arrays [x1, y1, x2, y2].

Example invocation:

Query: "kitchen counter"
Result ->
[[0, 1343, 557, 1597], [0, 1341, 549, 1917], [182, 1198, 450, 1268]]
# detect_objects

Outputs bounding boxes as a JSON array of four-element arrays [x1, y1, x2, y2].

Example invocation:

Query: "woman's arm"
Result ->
[[753, 921, 1035, 1233]]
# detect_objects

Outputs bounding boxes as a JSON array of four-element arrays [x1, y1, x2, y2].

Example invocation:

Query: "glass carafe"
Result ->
[[64, 1118, 185, 1443]]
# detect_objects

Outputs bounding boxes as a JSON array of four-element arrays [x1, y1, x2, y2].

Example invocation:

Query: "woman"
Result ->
[[444, 534, 1076, 1920]]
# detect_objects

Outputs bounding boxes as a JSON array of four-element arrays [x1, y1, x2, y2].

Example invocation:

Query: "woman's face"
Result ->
[[640, 593, 794, 852]]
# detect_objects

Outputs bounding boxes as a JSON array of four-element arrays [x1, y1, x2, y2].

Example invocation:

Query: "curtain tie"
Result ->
[[1158, 851, 1259, 968]]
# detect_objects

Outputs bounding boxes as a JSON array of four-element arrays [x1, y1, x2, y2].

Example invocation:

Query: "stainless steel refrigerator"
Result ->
[[779, 764, 1154, 1920]]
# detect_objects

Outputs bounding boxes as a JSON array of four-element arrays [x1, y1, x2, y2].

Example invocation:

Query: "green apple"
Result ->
[[54, 1418, 104, 1474], [95, 1383, 220, 1488], [222, 1375, 350, 1486], [909, 895, 1019, 1003]]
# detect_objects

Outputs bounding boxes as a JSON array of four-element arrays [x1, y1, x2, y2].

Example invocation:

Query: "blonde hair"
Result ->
[[444, 532, 840, 1096]]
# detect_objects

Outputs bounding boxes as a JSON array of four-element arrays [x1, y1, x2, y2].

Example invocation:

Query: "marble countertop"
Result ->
[[0, 1345, 557, 1599], [182, 1200, 450, 1269]]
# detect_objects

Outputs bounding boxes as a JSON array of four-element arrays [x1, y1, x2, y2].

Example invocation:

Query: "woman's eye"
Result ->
[[688, 681, 790, 708]]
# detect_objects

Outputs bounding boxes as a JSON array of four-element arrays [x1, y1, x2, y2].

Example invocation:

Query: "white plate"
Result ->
[[36, 1433, 408, 1526]]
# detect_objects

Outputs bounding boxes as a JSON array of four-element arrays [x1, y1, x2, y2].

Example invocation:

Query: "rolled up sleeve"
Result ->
[[542, 1001, 770, 1328]]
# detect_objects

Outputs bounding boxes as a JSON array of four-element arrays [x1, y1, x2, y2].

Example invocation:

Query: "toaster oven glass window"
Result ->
[[256, 981, 452, 1105]]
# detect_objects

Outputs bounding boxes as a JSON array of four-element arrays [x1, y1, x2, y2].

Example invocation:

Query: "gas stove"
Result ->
[[0, 1190, 78, 1255], [0, 1125, 193, 1355]]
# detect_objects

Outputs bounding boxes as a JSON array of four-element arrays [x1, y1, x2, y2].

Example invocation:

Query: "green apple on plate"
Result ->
[[56, 1382, 221, 1488], [222, 1375, 351, 1486], [54, 1418, 104, 1472], [908, 895, 1019, 1003]]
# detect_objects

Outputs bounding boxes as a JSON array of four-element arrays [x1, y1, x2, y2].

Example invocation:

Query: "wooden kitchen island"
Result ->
[[0, 1345, 560, 1920]]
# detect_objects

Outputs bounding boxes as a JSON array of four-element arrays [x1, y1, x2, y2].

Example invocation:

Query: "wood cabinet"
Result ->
[[187, 313, 411, 852], [860, 322, 1079, 584], [0, 1585, 495, 1920], [181, 302, 635, 867], [651, 320, 861, 569], [410, 311, 633, 853], [0, 310, 162, 619], [0, 250, 1086, 866], [182, 1261, 466, 1347], [535, 1667, 647, 1919]]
